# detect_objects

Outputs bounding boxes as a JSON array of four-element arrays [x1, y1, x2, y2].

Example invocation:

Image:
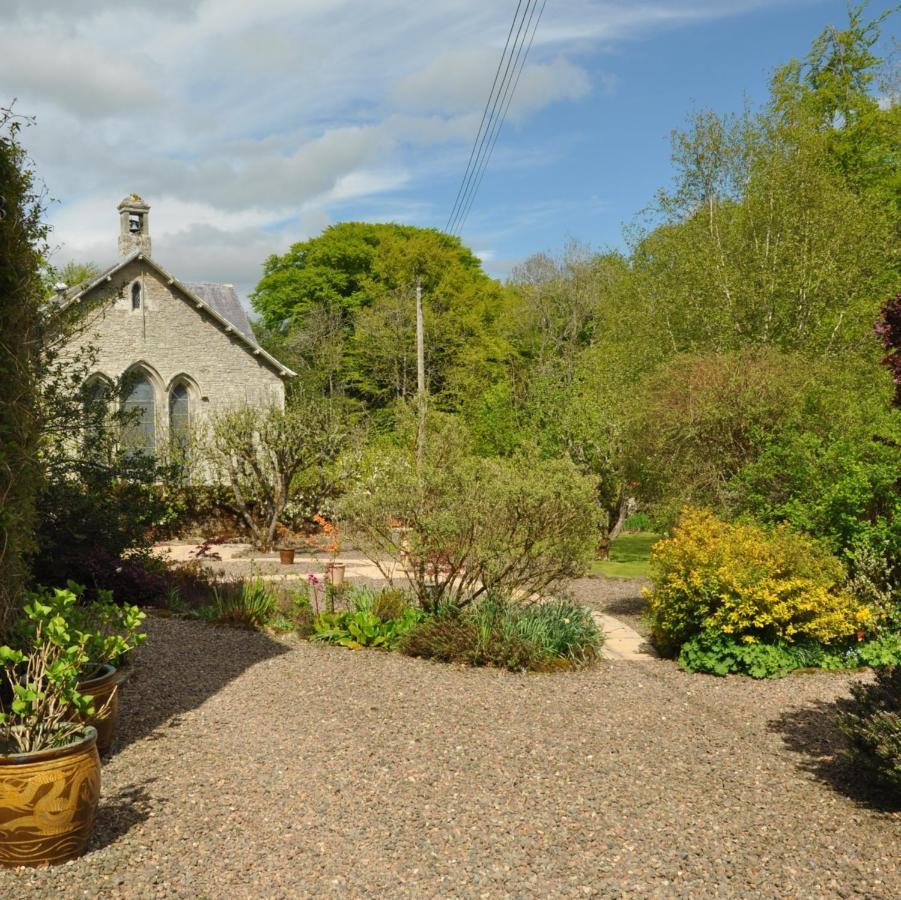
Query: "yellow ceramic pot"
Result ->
[[79, 664, 120, 756], [0, 727, 101, 867]]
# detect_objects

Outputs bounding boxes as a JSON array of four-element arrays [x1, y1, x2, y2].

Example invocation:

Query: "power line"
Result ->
[[446, 0, 536, 236], [444, 0, 531, 235], [452, 0, 547, 237]]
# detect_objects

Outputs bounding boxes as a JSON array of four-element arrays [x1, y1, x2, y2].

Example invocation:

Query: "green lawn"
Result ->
[[591, 532, 660, 579]]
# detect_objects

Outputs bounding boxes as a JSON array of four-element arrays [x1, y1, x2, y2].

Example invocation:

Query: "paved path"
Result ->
[[593, 611, 657, 661]]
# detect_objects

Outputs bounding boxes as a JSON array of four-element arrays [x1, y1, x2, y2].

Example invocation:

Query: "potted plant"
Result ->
[[0, 591, 106, 867], [71, 588, 146, 755], [275, 525, 298, 565], [15, 584, 146, 756], [279, 547, 296, 565]]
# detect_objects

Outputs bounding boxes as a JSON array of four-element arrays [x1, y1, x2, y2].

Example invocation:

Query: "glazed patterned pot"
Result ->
[[0, 728, 101, 867], [78, 664, 119, 756]]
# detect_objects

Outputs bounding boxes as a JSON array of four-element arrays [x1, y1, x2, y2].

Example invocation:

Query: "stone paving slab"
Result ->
[[592, 611, 658, 661]]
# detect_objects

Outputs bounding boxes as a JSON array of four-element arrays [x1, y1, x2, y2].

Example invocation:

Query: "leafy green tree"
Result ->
[[252, 222, 513, 414], [628, 104, 895, 361], [0, 107, 46, 633], [770, 2, 900, 210]]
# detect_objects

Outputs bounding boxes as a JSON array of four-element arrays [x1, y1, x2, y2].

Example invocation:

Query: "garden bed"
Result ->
[[0, 616, 897, 897]]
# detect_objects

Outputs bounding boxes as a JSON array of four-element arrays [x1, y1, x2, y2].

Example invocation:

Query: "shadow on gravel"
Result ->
[[90, 780, 157, 853], [601, 592, 649, 620], [113, 614, 291, 755], [769, 698, 899, 812]]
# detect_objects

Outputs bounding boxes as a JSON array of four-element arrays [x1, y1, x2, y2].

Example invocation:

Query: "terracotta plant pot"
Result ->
[[326, 562, 346, 586], [78, 664, 119, 756], [0, 727, 101, 867], [279, 548, 295, 565]]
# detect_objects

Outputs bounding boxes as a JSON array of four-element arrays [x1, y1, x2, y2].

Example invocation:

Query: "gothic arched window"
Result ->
[[122, 374, 155, 454], [131, 282, 141, 310], [82, 377, 110, 447], [169, 382, 190, 452]]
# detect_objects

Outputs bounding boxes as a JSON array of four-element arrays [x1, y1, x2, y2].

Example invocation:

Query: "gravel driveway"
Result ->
[[2, 615, 898, 899]]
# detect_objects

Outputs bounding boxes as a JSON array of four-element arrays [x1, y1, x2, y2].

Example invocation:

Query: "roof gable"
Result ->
[[63, 251, 295, 378]]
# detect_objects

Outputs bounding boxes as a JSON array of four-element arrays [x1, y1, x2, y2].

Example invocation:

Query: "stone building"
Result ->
[[59, 194, 293, 453]]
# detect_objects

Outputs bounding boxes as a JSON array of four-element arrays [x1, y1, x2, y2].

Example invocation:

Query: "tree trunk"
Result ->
[[609, 495, 637, 543], [595, 493, 636, 560]]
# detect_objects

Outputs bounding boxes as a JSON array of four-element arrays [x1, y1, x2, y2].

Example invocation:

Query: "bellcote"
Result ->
[[117, 193, 151, 257]]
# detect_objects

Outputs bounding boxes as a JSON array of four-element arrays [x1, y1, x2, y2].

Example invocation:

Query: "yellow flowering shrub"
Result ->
[[646, 508, 869, 655]]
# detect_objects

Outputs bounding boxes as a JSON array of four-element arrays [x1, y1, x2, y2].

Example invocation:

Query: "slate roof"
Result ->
[[58, 250, 293, 377], [184, 282, 257, 343]]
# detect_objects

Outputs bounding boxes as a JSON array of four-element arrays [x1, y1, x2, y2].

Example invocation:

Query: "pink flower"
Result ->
[[306, 572, 321, 586]]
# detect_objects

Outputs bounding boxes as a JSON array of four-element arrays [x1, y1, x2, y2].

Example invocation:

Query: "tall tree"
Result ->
[[252, 222, 512, 415], [0, 107, 46, 633]]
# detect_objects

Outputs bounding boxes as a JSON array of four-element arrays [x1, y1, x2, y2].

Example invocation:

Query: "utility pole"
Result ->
[[416, 276, 426, 467]]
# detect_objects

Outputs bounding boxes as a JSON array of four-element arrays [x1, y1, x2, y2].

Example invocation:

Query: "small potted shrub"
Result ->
[[0, 593, 105, 867], [15, 585, 146, 756], [72, 589, 146, 755]]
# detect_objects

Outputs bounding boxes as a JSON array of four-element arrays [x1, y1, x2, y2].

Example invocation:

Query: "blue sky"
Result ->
[[3, 0, 896, 299]]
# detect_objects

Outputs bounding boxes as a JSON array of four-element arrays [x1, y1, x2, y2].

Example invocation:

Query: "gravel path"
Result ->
[[3, 616, 897, 899]]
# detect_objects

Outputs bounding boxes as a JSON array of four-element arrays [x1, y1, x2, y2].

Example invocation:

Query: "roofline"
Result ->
[[62, 251, 296, 378]]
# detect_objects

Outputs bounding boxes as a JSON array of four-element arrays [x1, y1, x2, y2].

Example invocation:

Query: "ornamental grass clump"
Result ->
[[212, 578, 277, 629], [646, 508, 879, 675]]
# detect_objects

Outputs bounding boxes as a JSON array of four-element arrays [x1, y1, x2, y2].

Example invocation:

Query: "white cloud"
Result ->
[[396, 50, 590, 118], [1, 0, 788, 297]]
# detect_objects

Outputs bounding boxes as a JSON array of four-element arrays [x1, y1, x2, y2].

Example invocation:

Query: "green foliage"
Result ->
[[13, 581, 146, 671], [29, 335, 183, 594], [371, 588, 412, 622], [0, 107, 46, 634], [340, 411, 599, 611], [212, 578, 277, 629], [0, 586, 101, 754], [251, 222, 513, 414], [310, 587, 422, 650], [627, 349, 900, 563], [677, 630, 900, 679], [839, 666, 901, 799], [399, 596, 602, 672], [733, 424, 901, 563], [647, 508, 871, 656]]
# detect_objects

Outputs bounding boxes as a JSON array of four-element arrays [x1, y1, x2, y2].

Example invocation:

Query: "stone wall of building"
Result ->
[[65, 258, 285, 446]]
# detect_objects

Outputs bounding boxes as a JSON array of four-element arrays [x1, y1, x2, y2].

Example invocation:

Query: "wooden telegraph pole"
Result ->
[[416, 276, 426, 467]]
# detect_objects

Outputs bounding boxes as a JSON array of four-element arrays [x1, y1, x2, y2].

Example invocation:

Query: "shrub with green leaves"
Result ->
[[0, 588, 101, 754], [839, 667, 901, 799], [340, 413, 599, 612], [400, 596, 602, 672], [646, 507, 872, 657], [12, 583, 147, 673]]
